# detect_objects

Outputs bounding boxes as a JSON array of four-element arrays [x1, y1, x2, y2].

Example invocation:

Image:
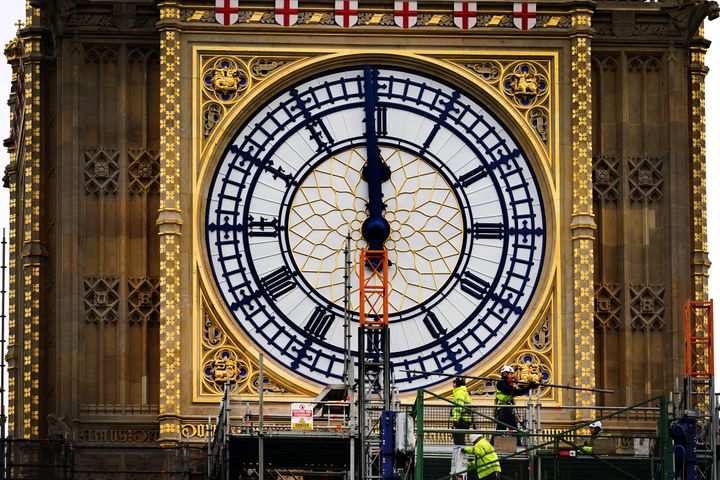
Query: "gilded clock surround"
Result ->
[[191, 49, 560, 403]]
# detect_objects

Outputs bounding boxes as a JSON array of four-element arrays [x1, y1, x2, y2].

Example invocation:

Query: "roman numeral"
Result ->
[[460, 271, 490, 300], [231, 146, 294, 186], [471, 222, 505, 239], [303, 306, 335, 340], [261, 266, 296, 300], [422, 91, 460, 152], [289, 88, 335, 152], [458, 164, 488, 187], [423, 311, 447, 337], [376, 106, 388, 136], [247, 215, 279, 237], [306, 118, 335, 152]]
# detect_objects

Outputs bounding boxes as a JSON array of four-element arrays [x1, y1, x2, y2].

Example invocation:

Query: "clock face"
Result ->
[[205, 65, 546, 391]]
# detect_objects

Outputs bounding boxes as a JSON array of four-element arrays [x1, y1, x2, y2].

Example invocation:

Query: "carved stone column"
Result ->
[[157, 1, 183, 443], [7, 3, 49, 439], [570, 6, 596, 408], [689, 40, 710, 301]]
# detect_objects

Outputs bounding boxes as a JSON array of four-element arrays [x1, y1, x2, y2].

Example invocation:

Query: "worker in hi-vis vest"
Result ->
[[495, 365, 537, 435], [451, 376, 473, 446], [463, 434, 506, 480], [581, 421, 605, 454]]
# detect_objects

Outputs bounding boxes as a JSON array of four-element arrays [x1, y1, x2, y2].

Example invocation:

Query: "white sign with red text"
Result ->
[[291, 403, 313, 430]]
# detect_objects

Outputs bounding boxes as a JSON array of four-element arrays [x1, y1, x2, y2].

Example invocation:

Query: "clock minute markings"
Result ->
[[291, 306, 337, 372], [456, 148, 522, 187], [230, 145, 294, 187], [459, 270, 523, 316], [420, 90, 461, 154], [422, 310, 462, 372], [289, 88, 335, 153]]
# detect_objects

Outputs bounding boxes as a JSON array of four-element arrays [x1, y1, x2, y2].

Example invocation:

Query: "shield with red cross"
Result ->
[[335, 0, 359, 28], [275, 0, 299, 27], [454, 2, 477, 30], [394, 1, 417, 29], [513, 2, 536, 30], [215, 0, 239, 26]]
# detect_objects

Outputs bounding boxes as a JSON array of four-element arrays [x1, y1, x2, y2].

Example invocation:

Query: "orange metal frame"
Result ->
[[684, 299, 714, 378], [359, 249, 389, 327]]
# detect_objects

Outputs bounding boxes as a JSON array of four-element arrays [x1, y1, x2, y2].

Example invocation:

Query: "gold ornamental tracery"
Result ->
[[457, 59, 552, 150], [200, 54, 306, 147]]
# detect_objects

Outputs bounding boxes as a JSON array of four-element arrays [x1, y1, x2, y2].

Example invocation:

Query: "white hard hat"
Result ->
[[469, 434, 482, 444], [589, 421, 603, 429], [500, 365, 515, 374]]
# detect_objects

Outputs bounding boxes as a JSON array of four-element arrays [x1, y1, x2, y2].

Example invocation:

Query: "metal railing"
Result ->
[[0, 439, 206, 479], [413, 390, 673, 480]]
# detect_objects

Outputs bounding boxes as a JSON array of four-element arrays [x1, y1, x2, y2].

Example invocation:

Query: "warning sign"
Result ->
[[291, 403, 313, 431]]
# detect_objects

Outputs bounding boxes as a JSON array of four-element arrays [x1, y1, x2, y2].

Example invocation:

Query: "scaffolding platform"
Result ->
[[226, 433, 352, 478]]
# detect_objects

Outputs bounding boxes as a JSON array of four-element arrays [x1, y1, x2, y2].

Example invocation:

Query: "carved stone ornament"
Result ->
[[47, 414, 75, 441], [84, 148, 119, 195], [593, 155, 620, 204], [628, 155, 664, 204], [128, 276, 160, 324], [458, 58, 552, 150], [630, 284, 666, 331], [470, 300, 553, 399], [200, 302, 299, 396], [510, 71, 540, 100], [529, 107, 549, 143], [502, 62, 548, 108], [530, 315, 551, 352], [465, 61, 502, 84], [249, 57, 290, 80], [199, 54, 305, 143], [211, 355, 243, 384], [203, 57, 248, 103], [84, 276, 119, 324], [510, 352, 551, 396], [514, 360, 543, 384], [594, 283, 622, 331], [128, 148, 160, 195], [211, 65, 245, 95]]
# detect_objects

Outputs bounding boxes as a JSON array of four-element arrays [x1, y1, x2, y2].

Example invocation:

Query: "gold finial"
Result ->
[[14, 20, 24, 32]]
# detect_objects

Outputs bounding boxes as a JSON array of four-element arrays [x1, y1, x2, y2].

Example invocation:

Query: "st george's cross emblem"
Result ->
[[335, 0, 359, 28], [453, 1, 477, 30], [215, 0, 239, 26], [513, 2, 537, 30], [275, 0, 299, 27], [394, 1, 417, 28]]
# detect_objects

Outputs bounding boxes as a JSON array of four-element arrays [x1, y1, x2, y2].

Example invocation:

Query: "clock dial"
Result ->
[[286, 146, 465, 312], [205, 65, 546, 391]]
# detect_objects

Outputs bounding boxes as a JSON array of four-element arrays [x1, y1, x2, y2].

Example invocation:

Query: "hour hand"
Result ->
[[361, 66, 391, 251]]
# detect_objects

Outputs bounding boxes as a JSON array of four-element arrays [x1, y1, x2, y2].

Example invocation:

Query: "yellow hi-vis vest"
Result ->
[[452, 386, 473, 422], [495, 387, 514, 405], [464, 437, 501, 478]]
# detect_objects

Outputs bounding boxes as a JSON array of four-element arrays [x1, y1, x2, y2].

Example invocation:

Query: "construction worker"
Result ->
[[581, 421, 604, 454], [463, 434, 505, 479], [452, 376, 473, 445], [495, 365, 537, 434]]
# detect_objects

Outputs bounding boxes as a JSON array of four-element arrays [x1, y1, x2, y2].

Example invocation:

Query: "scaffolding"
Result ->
[[412, 389, 676, 480], [681, 300, 716, 480], [357, 248, 394, 479]]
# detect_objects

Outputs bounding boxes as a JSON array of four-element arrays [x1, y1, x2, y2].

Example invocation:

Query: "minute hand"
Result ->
[[361, 66, 391, 251]]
